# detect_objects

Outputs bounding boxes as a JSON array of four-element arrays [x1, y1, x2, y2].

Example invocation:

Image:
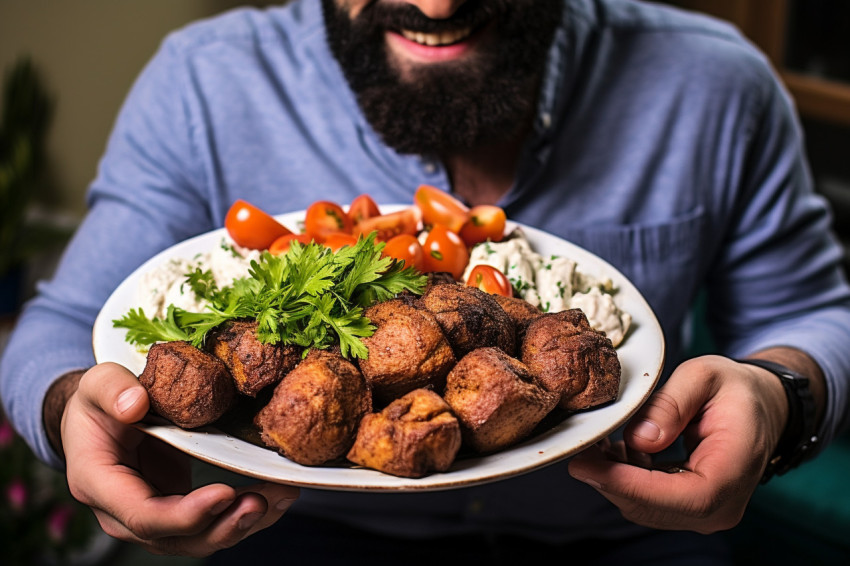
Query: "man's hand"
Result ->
[[567, 352, 821, 533], [59, 362, 299, 556]]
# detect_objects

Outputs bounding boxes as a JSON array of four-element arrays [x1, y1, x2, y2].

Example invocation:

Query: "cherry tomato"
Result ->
[[382, 234, 425, 271], [323, 232, 358, 251], [224, 199, 293, 250], [414, 185, 469, 233], [304, 200, 353, 242], [459, 205, 507, 246], [465, 264, 513, 297], [421, 224, 470, 280], [268, 233, 313, 255], [354, 207, 421, 241], [347, 194, 381, 226]]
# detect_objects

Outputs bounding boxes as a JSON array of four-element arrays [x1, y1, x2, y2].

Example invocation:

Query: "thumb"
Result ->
[[624, 358, 718, 454], [78, 362, 150, 424]]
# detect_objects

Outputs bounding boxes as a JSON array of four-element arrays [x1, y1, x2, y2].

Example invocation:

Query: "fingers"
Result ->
[[76, 362, 149, 424]]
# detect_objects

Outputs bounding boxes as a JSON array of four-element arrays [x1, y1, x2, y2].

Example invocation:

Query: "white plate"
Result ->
[[93, 207, 665, 492]]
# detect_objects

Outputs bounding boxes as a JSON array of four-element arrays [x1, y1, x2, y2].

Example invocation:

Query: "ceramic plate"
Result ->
[[93, 207, 665, 492]]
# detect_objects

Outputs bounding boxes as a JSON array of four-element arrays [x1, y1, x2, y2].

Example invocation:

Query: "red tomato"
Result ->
[[354, 207, 421, 241], [323, 232, 359, 251], [347, 194, 381, 226], [224, 199, 293, 250], [421, 224, 470, 280], [268, 233, 313, 255], [382, 234, 425, 271], [304, 200, 353, 242], [459, 205, 507, 246], [465, 264, 513, 297], [414, 185, 469, 233]]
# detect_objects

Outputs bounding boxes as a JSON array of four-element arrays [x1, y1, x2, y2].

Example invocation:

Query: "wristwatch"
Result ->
[[736, 358, 819, 483]]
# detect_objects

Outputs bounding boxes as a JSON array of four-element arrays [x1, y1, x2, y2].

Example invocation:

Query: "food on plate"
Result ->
[[443, 347, 559, 453], [113, 193, 635, 479], [521, 309, 621, 411], [207, 320, 302, 397], [419, 282, 516, 358], [463, 231, 632, 346], [492, 293, 544, 341], [255, 349, 372, 466], [358, 298, 456, 405], [347, 388, 462, 478], [139, 341, 236, 428]]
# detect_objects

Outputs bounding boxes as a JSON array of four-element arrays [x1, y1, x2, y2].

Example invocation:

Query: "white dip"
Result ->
[[462, 230, 632, 346], [137, 238, 261, 318]]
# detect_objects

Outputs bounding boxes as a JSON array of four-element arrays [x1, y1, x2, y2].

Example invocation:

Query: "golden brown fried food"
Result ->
[[347, 388, 461, 478], [521, 309, 621, 411], [419, 283, 516, 358], [443, 347, 558, 453], [254, 349, 372, 466], [492, 294, 543, 341], [358, 299, 456, 405], [139, 340, 236, 429], [207, 320, 302, 397]]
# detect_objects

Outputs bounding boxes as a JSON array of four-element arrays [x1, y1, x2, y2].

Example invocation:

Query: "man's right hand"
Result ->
[[60, 362, 299, 556]]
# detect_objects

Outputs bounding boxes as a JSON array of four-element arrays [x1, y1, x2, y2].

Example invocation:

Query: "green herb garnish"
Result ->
[[113, 233, 427, 359]]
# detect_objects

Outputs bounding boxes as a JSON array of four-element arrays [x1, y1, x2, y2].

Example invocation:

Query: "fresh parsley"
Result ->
[[113, 233, 427, 359]]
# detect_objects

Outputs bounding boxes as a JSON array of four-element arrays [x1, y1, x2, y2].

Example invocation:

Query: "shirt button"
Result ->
[[541, 112, 552, 129], [467, 499, 484, 515], [423, 161, 436, 174]]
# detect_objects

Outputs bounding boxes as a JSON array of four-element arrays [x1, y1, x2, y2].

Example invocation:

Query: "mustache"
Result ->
[[356, 0, 509, 34]]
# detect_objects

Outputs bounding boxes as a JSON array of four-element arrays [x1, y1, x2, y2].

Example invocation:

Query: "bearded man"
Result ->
[[2, 0, 849, 564]]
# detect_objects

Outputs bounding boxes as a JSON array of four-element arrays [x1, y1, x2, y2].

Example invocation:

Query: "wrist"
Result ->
[[42, 369, 86, 462]]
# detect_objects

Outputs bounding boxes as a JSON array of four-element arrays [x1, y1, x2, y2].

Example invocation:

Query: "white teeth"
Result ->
[[401, 27, 472, 46]]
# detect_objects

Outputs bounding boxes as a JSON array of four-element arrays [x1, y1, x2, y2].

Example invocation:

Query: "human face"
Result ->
[[323, 0, 561, 155]]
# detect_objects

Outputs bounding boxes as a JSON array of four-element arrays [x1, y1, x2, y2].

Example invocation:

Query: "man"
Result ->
[[2, 0, 849, 563]]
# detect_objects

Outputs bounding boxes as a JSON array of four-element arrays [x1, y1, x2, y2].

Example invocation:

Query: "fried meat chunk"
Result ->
[[419, 283, 516, 358], [521, 309, 621, 411], [492, 294, 543, 341], [207, 320, 302, 397], [443, 347, 558, 453], [255, 349, 372, 466], [347, 388, 461, 478], [139, 341, 236, 429], [358, 298, 456, 405]]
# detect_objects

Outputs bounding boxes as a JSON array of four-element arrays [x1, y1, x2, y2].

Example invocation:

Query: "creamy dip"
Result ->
[[137, 238, 261, 319], [462, 230, 632, 346]]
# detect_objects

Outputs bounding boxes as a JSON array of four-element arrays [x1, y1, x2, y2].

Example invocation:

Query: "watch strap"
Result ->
[[735, 358, 819, 483]]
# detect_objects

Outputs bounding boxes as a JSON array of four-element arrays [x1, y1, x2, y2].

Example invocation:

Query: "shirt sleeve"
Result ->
[[706, 65, 850, 451], [0, 34, 215, 468]]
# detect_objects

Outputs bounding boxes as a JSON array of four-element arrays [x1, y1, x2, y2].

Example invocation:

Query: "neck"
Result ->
[[442, 128, 529, 207]]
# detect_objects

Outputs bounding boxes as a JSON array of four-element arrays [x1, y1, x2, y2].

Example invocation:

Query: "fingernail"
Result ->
[[574, 475, 604, 491], [238, 512, 263, 531], [633, 419, 661, 442], [276, 498, 296, 512], [115, 388, 143, 414]]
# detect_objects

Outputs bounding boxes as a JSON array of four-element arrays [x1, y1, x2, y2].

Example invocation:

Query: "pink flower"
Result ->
[[6, 479, 27, 511], [0, 419, 14, 448], [47, 504, 75, 543]]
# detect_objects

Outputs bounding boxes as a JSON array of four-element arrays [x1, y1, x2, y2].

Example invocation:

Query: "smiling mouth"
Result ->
[[399, 26, 474, 47]]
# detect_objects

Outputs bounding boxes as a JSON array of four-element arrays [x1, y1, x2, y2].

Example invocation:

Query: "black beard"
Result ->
[[322, 0, 562, 155]]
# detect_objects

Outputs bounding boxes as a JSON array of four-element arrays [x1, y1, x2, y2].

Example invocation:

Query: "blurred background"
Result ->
[[1, 0, 849, 565]]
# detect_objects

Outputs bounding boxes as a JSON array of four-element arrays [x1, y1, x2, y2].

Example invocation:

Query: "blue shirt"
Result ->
[[3, 0, 850, 542]]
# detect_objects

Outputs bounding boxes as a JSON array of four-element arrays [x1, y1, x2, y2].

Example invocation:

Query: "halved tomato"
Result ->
[[347, 194, 381, 226], [414, 185, 469, 233], [459, 205, 507, 246], [304, 200, 353, 242], [421, 224, 469, 280], [465, 264, 512, 297], [323, 232, 359, 251], [268, 233, 313, 255], [382, 234, 425, 271], [353, 207, 421, 241], [224, 199, 293, 250]]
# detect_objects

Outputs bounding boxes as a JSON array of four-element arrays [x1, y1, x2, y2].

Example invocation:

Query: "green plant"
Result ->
[[0, 56, 58, 279]]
